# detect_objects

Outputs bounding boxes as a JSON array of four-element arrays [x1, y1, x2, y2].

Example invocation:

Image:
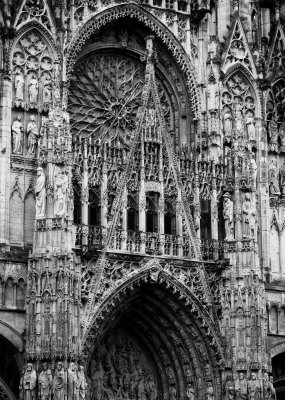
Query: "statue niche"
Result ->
[[88, 328, 158, 400]]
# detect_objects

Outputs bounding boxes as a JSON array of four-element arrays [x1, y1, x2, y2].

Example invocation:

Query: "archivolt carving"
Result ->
[[65, 4, 200, 118], [0, 377, 17, 400]]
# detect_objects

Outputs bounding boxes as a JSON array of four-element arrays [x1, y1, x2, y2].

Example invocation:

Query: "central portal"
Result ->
[[88, 327, 158, 400]]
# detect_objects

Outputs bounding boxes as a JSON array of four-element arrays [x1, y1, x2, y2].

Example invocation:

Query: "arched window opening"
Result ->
[[164, 198, 176, 235], [272, 352, 285, 400], [89, 190, 101, 226], [218, 197, 225, 240], [200, 200, 211, 240], [127, 195, 139, 231], [146, 192, 159, 233], [269, 306, 278, 334], [16, 278, 25, 309], [73, 183, 81, 224]]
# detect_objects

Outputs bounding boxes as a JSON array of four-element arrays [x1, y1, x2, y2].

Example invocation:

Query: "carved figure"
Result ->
[[224, 376, 235, 400], [234, 373, 247, 400], [269, 377, 276, 400], [268, 120, 279, 152], [12, 115, 24, 154], [29, 75, 39, 103], [268, 160, 280, 196], [242, 193, 255, 238], [35, 167, 46, 219], [78, 366, 87, 400], [280, 161, 285, 196], [27, 115, 39, 155], [15, 73, 25, 100], [68, 362, 78, 400], [246, 113, 256, 141], [39, 362, 52, 400], [20, 363, 37, 400], [262, 372, 275, 400], [186, 384, 195, 400], [248, 372, 261, 400], [205, 382, 214, 400], [223, 110, 233, 136], [235, 104, 244, 135], [43, 78, 52, 104], [223, 192, 234, 240], [53, 362, 65, 400], [54, 168, 69, 217], [249, 155, 257, 191]]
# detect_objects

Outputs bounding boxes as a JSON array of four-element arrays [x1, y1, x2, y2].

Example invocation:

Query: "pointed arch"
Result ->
[[65, 3, 200, 119]]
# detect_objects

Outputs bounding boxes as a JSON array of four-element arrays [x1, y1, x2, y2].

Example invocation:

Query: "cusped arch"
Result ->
[[65, 3, 200, 119]]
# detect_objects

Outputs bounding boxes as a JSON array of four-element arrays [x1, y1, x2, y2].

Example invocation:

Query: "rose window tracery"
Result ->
[[68, 53, 172, 146]]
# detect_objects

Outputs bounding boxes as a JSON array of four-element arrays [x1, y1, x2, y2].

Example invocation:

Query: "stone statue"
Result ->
[[27, 115, 39, 155], [68, 362, 78, 400], [248, 372, 262, 400], [242, 193, 255, 239], [280, 161, 285, 196], [223, 110, 233, 136], [268, 159, 280, 196], [53, 362, 65, 400], [15, 72, 24, 100], [54, 168, 69, 217], [249, 155, 257, 191], [186, 384, 195, 400], [279, 123, 285, 152], [234, 372, 247, 400], [224, 375, 235, 400], [235, 104, 244, 135], [268, 120, 279, 152], [20, 363, 37, 400], [205, 381, 214, 400], [35, 167, 46, 219], [269, 376, 276, 400], [246, 113, 256, 141], [223, 192, 234, 240], [12, 115, 24, 154], [43, 77, 52, 104], [78, 365, 87, 400], [29, 75, 39, 103], [262, 372, 274, 400], [39, 362, 52, 400]]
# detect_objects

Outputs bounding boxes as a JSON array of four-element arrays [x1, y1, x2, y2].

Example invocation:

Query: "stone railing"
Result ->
[[74, 225, 229, 260]]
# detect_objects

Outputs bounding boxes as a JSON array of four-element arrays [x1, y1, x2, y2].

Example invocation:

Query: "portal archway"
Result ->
[[84, 273, 223, 400]]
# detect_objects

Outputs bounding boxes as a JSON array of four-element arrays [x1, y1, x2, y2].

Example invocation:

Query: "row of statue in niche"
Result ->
[[14, 72, 52, 109], [224, 371, 276, 400], [223, 192, 255, 241], [12, 114, 45, 156], [20, 362, 87, 400]]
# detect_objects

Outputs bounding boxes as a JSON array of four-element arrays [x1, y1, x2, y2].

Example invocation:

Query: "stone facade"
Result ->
[[0, 1, 285, 400]]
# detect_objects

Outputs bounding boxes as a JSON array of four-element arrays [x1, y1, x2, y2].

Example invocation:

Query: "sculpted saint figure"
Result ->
[[248, 372, 262, 400], [12, 115, 24, 154], [205, 382, 214, 400], [223, 192, 234, 240], [15, 73, 24, 100], [54, 168, 69, 217], [35, 167, 46, 219], [268, 120, 279, 152], [29, 75, 39, 103], [78, 365, 87, 400], [20, 363, 37, 400], [280, 160, 285, 196], [223, 110, 233, 136], [234, 372, 247, 400], [279, 123, 285, 151], [268, 160, 280, 196], [39, 362, 52, 400], [249, 155, 257, 191], [224, 376, 235, 400], [269, 376, 276, 400], [43, 78, 52, 104], [186, 384, 195, 400], [68, 362, 78, 400], [262, 372, 274, 400], [242, 193, 255, 238], [27, 115, 39, 155], [53, 362, 65, 400], [246, 113, 256, 141]]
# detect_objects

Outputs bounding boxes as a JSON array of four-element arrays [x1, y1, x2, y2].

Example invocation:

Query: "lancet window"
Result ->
[[146, 192, 159, 234], [89, 190, 101, 226], [127, 195, 139, 232], [165, 198, 176, 235]]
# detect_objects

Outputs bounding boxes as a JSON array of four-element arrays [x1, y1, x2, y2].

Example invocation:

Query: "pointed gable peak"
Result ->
[[14, 0, 56, 34], [267, 22, 285, 76], [221, 17, 257, 78]]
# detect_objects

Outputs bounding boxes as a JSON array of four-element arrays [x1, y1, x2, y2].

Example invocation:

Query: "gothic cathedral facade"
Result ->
[[0, 1, 285, 400]]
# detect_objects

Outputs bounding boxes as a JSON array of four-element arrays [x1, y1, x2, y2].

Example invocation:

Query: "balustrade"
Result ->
[[74, 224, 226, 260]]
